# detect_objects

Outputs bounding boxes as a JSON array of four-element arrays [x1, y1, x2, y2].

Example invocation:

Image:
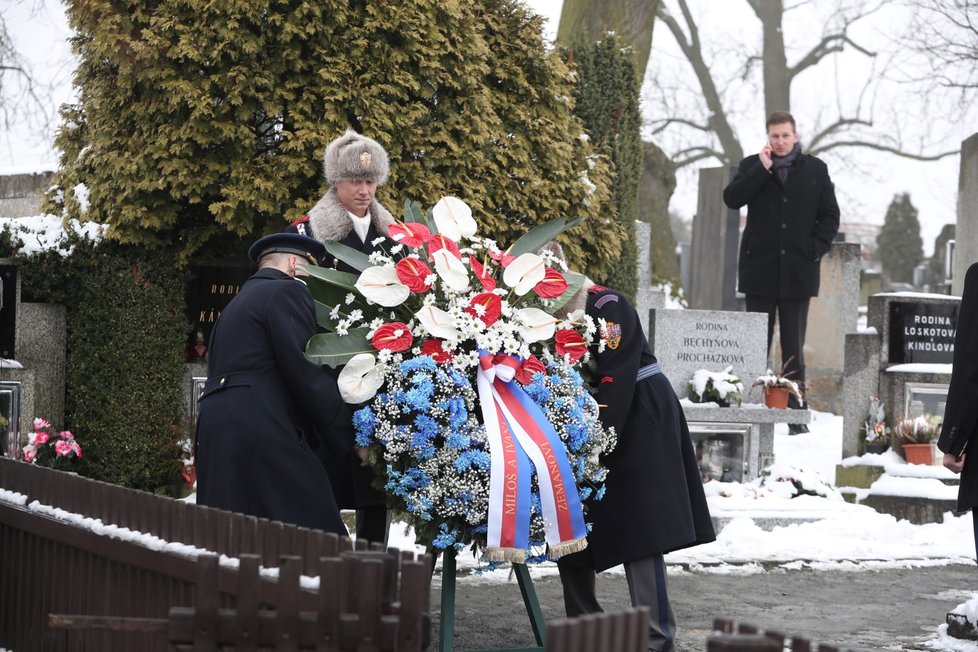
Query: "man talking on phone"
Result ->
[[723, 112, 840, 432]]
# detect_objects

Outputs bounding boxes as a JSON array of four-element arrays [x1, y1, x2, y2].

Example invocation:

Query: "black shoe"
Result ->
[[787, 423, 810, 435]]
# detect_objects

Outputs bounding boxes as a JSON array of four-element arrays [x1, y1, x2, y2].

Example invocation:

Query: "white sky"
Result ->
[[4, 0, 973, 256]]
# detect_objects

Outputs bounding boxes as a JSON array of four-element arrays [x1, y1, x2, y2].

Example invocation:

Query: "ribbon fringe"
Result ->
[[547, 536, 588, 560], [483, 546, 528, 564]]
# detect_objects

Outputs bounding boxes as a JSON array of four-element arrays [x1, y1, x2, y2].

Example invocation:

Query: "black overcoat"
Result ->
[[723, 153, 840, 298], [288, 216, 394, 509], [195, 267, 353, 534], [937, 262, 978, 511], [562, 287, 715, 572]]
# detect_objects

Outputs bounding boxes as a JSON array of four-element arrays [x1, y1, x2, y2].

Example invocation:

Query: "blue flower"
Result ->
[[352, 407, 377, 446], [453, 450, 491, 472]]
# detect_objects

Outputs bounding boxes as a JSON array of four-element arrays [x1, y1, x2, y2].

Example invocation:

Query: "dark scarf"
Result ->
[[771, 141, 802, 184]]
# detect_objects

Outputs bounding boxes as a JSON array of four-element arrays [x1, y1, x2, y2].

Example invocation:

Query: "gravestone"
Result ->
[[953, 132, 978, 296], [774, 242, 861, 414], [840, 292, 959, 459], [633, 221, 665, 336], [0, 259, 66, 457], [0, 171, 54, 218], [648, 307, 807, 482], [688, 167, 740, 311], [185, 264, 252, 354], [648, 308, 769, 401], [182, 264, 252, 427]]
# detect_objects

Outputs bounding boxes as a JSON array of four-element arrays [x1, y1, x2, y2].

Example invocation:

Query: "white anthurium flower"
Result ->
[[355, 266, 410, 307], [431, 248, 470, 292], [515, 307, 558, 343], [503, 253, 546, 296], [432, 196, 477, 241], [337, 353, 386, 404], [415, 304, 461, 340]]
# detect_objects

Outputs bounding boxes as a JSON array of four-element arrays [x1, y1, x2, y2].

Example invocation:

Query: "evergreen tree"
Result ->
[[877, 193, 924, 284], [50, 0, 620, 274], [567, 32, 642, 301]]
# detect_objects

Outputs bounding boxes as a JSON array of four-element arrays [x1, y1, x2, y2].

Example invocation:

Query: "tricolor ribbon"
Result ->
[[476, 351, 588, 563]]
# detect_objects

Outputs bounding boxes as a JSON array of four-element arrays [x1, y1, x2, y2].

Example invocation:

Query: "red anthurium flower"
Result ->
[[371, 322, 414, 352], [554, 328, 587, 363], [395, 257, 433, 293], [487, 247, 516, 267], [427, 234, 461, 260], [388, 222, 432, 248], [465, 292, 502, 327], [420, 338, 453, 363], [516, 355, 547, 385], [533, 268, 569, 299], [468, 256, 497, 292]]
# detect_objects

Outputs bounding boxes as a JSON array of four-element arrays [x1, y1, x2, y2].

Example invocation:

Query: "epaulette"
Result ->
[[588, 284, 607, 294]]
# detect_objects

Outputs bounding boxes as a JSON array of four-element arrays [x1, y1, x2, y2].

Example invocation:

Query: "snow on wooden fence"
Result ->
[[0, 457, 432, 651]]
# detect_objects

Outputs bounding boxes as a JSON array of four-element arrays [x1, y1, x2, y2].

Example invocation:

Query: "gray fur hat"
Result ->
[[323, 129, 389, 186]]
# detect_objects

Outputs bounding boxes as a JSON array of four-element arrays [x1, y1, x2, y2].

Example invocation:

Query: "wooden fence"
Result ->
[[544, 607, 650, 652], [708, 619, 849, 652], [0, 457, 431, 651]]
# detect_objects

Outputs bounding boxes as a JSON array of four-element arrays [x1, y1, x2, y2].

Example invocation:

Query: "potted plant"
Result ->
[[689, 366, 744, 407], [895, 414, 941, 464], [861, 396, 890, 454], [752, 369, 803, 409]]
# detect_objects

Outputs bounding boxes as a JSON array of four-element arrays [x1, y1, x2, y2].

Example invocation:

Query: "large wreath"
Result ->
[[305, 197, 617, 561]]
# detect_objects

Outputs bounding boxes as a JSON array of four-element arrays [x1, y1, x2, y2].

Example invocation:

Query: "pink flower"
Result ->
[[34, 432, 50, 446], [60, 430, 75, 440], [54, 440, 72, 457], [69, 441, 82, 457], [33, 418, 51, 430], [22, 446, 36, 463]]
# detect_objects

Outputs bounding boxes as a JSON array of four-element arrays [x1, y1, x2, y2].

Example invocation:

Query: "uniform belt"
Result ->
[[636, 363, 662, 382]]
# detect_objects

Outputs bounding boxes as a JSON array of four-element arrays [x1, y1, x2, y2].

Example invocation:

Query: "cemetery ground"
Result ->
[[428, 562, 974, 651]]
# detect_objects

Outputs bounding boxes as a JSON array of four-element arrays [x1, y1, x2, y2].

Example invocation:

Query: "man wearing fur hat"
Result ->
[[289, 129, 398, 272], [288, 130, 396, 546]]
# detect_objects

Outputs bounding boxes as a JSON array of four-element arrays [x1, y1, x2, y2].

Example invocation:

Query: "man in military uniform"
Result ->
[[195, 233, 353, 534], [544, 245, 715, 652], [288, 130, 397, 544]]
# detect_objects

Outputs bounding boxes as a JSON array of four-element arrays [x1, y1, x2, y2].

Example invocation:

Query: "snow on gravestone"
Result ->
[[647, 308, 769, 401]]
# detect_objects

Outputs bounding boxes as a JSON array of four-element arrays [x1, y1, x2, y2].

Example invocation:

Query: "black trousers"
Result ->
[[557, 555, 675, 652], [745, 295, 810, 385], [355, 507, 392, 546]]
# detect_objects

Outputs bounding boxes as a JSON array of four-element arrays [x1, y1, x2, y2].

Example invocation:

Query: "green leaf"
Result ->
[[403, 199, 428, 227], [509, 216, 585, 257], [547, 270, 587, 313], [305, 327, 374, 368], [314, 300, 341, 331], [306, 266, 359, 291], [322, 240, 372, 272]]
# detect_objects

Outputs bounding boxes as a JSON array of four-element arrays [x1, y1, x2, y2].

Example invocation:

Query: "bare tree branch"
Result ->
[[672, 146, 727, 167], [789, 33, 875, 79], [655, 0, 743, 163], [649, 117, 712, 135], [806, 117, 872, 151], [808, 140, 959, 161]]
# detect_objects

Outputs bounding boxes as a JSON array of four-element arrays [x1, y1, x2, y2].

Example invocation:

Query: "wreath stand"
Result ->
[[437, 550, 546, 652]]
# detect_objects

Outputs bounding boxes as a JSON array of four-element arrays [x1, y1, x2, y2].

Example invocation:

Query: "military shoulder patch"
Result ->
[[603, 321, 622, 350], [594, 293, 619, 309]]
